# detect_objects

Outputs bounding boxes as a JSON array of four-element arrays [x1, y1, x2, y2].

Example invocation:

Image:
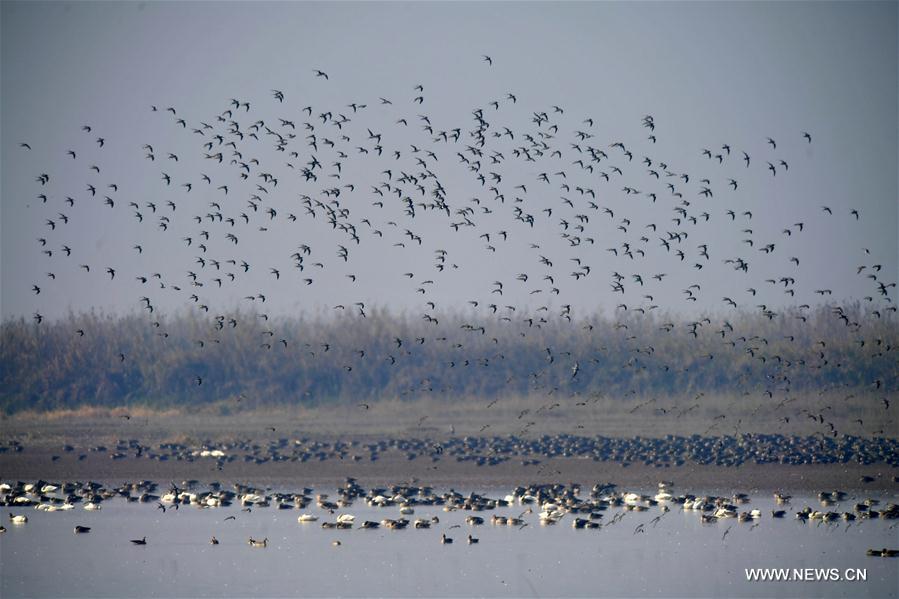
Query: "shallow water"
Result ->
[[1, 487, 897, 598]]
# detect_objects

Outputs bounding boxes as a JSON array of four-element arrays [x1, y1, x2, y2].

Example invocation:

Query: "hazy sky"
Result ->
[[2, 1, 897, 322]]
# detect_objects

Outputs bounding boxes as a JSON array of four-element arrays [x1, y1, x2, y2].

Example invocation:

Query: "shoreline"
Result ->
[[4, 409, 897, 493], [3, 449, 897, 493]]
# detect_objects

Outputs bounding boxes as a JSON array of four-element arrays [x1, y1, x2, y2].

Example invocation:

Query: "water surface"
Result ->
[[2, 487, 897, 598]]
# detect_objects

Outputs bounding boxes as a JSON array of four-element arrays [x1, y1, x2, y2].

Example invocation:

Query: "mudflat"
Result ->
[[2, 444, 897, 492], [2, 399, 896, 492]]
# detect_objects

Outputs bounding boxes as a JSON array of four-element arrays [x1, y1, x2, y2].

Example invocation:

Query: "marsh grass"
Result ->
[[1, 305, 896, 422]]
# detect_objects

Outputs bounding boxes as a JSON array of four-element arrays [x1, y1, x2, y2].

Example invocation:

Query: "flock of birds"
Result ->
[[13, 58, 898, 434], [5, 433, 898, 472], [2, 477, 898, 557]]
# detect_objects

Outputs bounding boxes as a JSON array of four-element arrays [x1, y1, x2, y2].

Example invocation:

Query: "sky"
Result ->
[[2, 1, 897, 323]]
